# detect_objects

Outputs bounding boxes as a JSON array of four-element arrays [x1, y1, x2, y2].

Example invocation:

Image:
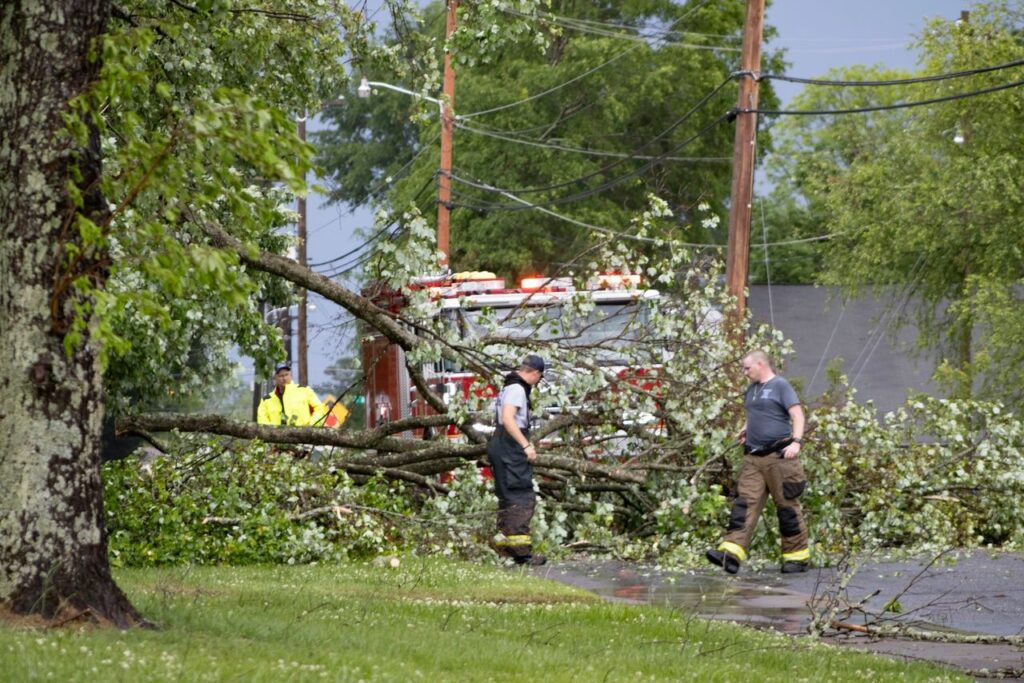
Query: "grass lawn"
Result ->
[[0, 558, 964, 682]]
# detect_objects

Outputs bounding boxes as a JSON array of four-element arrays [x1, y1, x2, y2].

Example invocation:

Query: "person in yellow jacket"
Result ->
[[257, 364, 327, 427]]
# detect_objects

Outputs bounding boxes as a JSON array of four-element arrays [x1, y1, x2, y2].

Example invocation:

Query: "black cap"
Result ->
[[523, 355, 545, 375], [274, 363, 292, 374]]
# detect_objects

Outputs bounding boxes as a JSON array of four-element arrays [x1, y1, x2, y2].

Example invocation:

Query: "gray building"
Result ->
[[748, 285, 939, 415]]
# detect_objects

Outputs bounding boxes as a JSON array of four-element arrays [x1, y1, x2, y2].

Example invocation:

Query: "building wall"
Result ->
[[748, 285, 939, 415]]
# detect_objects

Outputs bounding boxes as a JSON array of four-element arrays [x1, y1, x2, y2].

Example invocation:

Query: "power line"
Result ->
[[460, 46, 638, 119], [461, 0, 714, 119], [455, 120, 730, 163], [310, 172, 437, 271], [449, 110, 731, 211], [501, 7, 744, 52], [447, 170, 845, 250], [748, 77, 1024, 116], [759, 56, 1024, 87], [449, 74, 735, 200], [318, 170, 439, 278]]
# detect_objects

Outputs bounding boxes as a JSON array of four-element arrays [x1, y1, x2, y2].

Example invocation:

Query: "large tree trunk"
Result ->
[[0, 1, 142, 627]]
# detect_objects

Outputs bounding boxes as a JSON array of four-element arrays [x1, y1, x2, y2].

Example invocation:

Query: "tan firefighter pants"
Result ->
[[718, 454, 809, 563]]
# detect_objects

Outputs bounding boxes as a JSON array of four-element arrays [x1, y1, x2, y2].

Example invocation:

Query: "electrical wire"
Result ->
[[460, 0, 714, 120], [847, 253, 928, 388], [758, 197, 774, 329], [500, 7, 744, 52], [447, 73, 735, 201], [460, 46, 638, 119], [455, 120, 730, 162], [449, 174, 704, 246], [309, 171, 438, 269], [759, 56, 1024, 87], [748, 77, 1024, 116], [449, 110, 731, 211], [447, 170, 845, 251], [807, 301, 846, 395]]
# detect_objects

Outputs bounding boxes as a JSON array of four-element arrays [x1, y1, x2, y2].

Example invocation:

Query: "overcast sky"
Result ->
[[283, 1, 981, 388]]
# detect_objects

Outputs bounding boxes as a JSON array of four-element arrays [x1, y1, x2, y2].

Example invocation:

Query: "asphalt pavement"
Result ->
[[537, 551, 1024, 678]]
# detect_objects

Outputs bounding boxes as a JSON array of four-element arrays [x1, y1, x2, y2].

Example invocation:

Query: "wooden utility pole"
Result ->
[[725, 0, 765, 325], [437, 0, 459, 269], [297, 116, 309, 384]]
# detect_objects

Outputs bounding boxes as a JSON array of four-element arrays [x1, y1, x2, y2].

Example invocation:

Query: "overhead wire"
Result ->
[[500, 7, 743, 52], [449, 173, 703, 246], [759, 55, 1024, 87], [312, 171, 438, 276], [460, 46, 638, 119], [448, 169, 846, 251], [449, 109, 732, 211], [446, 73, 735, 204], [306, 131, 440, 248], [847, 253, 929, 388], [748, 77, 1024, 116], [461, 0, 714, 120], [455, 120, 730, 162]]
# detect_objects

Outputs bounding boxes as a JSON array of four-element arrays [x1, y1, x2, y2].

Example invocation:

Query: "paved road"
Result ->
[[537, 551, 1024, 677]]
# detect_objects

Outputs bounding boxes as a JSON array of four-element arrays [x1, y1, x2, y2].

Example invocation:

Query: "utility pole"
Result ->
[[437, 0, 459, 269], [297, 116, 309, 385], [724, 0, 765, 327]]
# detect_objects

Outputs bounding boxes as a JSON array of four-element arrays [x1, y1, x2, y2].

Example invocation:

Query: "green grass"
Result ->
[[0, 559, 964, 682]]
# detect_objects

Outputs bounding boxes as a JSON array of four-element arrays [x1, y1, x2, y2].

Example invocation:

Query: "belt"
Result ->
[[745, 438, 793, 457]]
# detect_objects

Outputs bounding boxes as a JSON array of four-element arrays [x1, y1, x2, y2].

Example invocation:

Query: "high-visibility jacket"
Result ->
[[257, 384, 327, 427]]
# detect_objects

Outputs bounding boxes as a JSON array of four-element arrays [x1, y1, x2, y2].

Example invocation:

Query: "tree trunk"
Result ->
[[0, 0, 142, 627]]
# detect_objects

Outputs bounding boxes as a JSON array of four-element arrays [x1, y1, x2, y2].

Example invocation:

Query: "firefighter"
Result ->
[[488, 355, 547, 566], [706, 350, 810, 575], [257, 364, 327, 427]]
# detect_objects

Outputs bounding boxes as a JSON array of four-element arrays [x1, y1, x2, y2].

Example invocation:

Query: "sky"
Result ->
[[262, 0, 981, 390]]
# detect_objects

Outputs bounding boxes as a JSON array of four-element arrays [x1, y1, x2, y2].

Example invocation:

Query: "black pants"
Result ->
[[488, 427, 536, 560]]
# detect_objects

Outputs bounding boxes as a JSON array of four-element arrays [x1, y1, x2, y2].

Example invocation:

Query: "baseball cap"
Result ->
[[523, 355, 545, 375], [274, 363, 292, 374]]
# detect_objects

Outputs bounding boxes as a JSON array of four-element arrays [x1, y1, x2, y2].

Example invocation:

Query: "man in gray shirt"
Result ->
[[706, 350, 810, 574], [488, 354, 546, 566]]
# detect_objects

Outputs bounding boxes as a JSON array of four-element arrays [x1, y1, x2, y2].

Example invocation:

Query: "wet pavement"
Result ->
[[536, 551, 1024, 677]]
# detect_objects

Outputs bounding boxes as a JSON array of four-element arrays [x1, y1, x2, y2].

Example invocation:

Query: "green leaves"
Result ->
[[54, 1, 366, 408]]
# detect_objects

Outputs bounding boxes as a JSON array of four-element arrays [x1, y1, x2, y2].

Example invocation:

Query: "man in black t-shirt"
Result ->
[[706, 350, 810, 575]]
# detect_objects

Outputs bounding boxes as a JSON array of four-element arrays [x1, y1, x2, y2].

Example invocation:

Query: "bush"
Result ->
[[105, 438, 423, 566]]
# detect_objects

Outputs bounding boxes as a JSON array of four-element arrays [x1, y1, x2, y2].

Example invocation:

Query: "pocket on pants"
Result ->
[[780, 459, 807, 499], [506, 454, 534, 491]]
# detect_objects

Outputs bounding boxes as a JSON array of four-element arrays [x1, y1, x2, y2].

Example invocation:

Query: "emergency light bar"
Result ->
[[588, 273, 642, 290], [519, 276, 574, 291]]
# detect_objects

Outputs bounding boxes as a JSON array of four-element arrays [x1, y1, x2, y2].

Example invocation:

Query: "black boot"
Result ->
[[514, 553, 547, 566], [781, 560, 809, 574], [705, 548, 741, 574]]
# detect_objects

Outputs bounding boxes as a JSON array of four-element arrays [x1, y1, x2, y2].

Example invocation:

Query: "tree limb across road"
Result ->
[[121, 413, 647, 486]]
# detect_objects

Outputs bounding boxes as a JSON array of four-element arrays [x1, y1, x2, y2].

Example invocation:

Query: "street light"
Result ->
[[357, 77, 444, 111]]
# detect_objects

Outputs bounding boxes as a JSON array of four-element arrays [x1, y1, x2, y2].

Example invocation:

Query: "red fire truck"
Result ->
[[361, 271, 662, 442]]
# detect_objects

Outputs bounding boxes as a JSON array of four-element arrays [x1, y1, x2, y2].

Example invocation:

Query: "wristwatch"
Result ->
[[792, 438, 803, 444]]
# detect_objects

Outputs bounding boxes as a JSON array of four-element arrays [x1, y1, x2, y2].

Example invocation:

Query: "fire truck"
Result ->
[[361, 271, 663, 443]]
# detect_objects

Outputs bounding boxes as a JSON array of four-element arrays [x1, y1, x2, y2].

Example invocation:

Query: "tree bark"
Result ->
[[0, 1, 143, 626]]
